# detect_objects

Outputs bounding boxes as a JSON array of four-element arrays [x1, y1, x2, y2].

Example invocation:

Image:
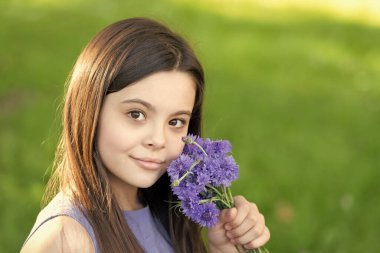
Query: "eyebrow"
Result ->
[[121, 98, 193, 116], [122, 98, 153, 110]]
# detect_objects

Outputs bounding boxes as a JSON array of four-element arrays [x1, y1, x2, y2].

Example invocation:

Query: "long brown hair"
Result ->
[[44, 18, 206, 253]]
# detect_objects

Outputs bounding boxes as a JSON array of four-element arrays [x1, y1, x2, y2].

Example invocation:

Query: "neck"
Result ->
[[107, 172, 144, 211]]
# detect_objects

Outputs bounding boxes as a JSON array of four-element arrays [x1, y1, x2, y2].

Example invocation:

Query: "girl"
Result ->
[[21, 18, 270, 253]]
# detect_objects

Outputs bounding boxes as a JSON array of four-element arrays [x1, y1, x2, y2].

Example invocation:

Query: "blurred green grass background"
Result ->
[[1, 0, 379, 252]]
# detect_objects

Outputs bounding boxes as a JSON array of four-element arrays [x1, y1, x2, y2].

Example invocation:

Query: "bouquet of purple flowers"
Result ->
[[167, 134, 269, 253]]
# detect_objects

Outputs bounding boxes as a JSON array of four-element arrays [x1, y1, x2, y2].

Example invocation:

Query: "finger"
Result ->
[[226, 212, 259, 239], [225, 197, 258, 230], [243, 227, 271, 250], [226, 196, 251, 230], [227, 213, 265, 241]]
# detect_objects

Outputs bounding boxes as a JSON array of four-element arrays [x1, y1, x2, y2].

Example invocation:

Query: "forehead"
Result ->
[[110, 71, 196, 110]]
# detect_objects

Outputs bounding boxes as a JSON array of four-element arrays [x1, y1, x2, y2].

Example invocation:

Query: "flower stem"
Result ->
[[227, 187, 234, 205], [200, 197, 231, 208], [206, 184, 223, 198], [182, 136, 208, 156], [172, 159, 201, 186], [192, 141, 208, 156]]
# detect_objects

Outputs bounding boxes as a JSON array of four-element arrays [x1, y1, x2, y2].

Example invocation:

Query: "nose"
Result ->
[[143, 123, 166, 149]]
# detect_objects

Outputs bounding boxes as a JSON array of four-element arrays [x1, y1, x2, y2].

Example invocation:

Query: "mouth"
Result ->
[[131, 156, 165, 170]]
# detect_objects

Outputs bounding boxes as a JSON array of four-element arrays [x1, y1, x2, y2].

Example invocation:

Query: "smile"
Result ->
[[131, 156, 165, 170]]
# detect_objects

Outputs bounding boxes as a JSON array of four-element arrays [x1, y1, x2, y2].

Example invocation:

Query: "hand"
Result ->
[[207, 195, 270, 253]]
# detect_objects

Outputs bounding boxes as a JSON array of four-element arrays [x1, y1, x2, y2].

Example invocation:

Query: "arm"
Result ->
[[208, 196, 270, 253], [21, 216, 95, 253]]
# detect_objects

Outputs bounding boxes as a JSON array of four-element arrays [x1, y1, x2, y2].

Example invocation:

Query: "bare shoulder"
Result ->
[[21, 215, 95, 253]]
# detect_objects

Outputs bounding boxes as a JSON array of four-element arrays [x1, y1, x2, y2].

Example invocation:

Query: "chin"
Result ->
[[140, 172, 169, 189], [136, 177, 162, 189], [138, 183, 158, 189]]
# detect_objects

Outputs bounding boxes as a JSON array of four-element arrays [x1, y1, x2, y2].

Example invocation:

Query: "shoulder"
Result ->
[[21, 215, 95, 253]]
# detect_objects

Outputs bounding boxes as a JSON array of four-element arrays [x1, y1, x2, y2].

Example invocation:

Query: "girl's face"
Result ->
[[96, 71, 196, 191]]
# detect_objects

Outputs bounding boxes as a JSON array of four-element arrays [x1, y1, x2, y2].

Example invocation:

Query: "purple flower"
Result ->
[[183, 136, 207, 159], [168, 134, 239, 228], [194, 202, 220, 228], [204, 155, 239, 187], [204, 139, 232, 157], [179, 195, 220, 228], [167, 154, 195, 183], [193, 164, 211, 186], [180, 194, 200, 216], [182, 135, 232, 158]]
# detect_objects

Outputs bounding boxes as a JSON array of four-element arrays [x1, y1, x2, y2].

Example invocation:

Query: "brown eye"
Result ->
[[128, 111, 145, 121], [169, 119, 185, 128]]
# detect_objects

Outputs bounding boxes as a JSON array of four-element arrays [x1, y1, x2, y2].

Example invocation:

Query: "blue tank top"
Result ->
[[23, 192, 174, 253]]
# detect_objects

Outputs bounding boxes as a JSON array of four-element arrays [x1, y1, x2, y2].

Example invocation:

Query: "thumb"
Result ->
[[209, 207, 237, 232], [219, 207, 237, 224]]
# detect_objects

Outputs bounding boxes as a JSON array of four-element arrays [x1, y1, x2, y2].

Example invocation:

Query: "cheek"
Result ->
[[167, 138, 186, 161], [97, 116, 136, 154], [97, 126, 121, 166]]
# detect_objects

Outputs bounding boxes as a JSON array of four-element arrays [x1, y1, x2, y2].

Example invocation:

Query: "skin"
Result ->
[[96, 70, 196, 211], [208, 196, 271, 252], [21, 70, 269, 253], [97, 70, 270, 250], [21, 216, 95, 253]]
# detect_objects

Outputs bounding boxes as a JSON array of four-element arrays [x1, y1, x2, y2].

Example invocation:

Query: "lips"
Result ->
[[131, 156, 165, 170]]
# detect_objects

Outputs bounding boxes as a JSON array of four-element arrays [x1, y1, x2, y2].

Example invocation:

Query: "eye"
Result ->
[[128, 111, 146, 121], [169, 119, 186, 128]]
